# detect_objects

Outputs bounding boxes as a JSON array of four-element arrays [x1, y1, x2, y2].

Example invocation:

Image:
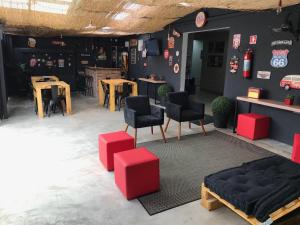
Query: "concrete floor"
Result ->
[[0, 96, 291, 225]]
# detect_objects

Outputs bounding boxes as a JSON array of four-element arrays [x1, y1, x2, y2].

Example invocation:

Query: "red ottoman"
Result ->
[[292, 134, 300, 164], [99, 131, 134, 171], [237, 113, 270, 140], [114, 147, 160, 200]]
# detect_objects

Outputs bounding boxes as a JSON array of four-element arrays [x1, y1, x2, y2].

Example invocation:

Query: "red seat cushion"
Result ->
[[237, 113, 270, 140], [114, 147, 160, 200], [99, 131, 134, 171], [292, 134, 300, 164]]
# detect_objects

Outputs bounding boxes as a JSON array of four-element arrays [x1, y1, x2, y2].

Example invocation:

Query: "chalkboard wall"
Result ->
[[127, 6, 300, 145]]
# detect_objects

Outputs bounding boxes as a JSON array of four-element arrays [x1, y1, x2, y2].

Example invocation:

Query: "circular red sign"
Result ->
[[195, 12, 207, 28], [173, 63, 180, 74]]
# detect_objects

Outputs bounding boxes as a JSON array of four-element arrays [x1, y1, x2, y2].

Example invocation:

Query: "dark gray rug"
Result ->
[[138, 131, 274, 215]]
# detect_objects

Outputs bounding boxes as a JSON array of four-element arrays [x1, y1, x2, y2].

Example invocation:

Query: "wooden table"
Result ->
[[233, 96, 300, 132], [31, 76, 59, 83], [138, 78, 166, 104], [32, 81, 72, 118], [98, 79, 138, 112]]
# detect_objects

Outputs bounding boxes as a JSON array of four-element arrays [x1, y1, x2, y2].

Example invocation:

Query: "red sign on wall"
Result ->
[[249, 35, 257, 45]]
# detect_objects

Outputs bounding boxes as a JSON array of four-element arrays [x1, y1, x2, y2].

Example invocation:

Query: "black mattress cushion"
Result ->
[[204, 156, 300, 222]]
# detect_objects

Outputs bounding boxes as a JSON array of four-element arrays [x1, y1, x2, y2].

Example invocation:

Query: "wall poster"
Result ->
[[232, 34, 241, 49]]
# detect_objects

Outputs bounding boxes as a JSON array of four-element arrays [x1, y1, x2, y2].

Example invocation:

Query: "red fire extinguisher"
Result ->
[[243, 49, 253, 79]]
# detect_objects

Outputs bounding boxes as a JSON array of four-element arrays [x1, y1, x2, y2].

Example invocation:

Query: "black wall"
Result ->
[[128, 6, 300, 145], [0, 25, 7, 119]]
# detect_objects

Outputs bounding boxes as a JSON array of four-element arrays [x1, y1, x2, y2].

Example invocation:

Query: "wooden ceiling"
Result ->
[[1, 0, 300, 36]]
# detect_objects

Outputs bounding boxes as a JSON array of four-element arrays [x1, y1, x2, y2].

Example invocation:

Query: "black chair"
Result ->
[[101, 81, 110, 108], [124, 96, 166, 146], [165, 91, 206, 140], [47, 85, 65, 117], [85, 75, 94, 96], [117, 82, 132, 111]]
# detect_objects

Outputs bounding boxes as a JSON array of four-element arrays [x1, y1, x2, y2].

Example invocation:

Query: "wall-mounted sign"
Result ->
[[173, 29, 181, 38], [29, 58, 37, 67], [270, 49, 289, 68], [168, 36, 175, 49], [229, 55, 239, 73], [195, 11, 207, 28], [168, 55, 173, 66], [249, 35, 257, 45], [232, 34, 241, 49], [52, 40, 66, 46], [130, 48, 137, 64], [125, 41, 129, 48], [176, 50, 180, 57], [138, 39, 144, 51], [271, 40, 293, 47], [280, 75, 300, 90], [173, 63, 180, 74], [257, 71, 271, 80], [58, 59, 65, 68], [164, 49, 169, 60], [28, 38, 36, 48]]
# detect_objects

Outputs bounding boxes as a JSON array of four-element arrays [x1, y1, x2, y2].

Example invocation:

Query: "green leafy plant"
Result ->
[[211, 96, 232, 115], [157, 84, 172, 97], [285, 94, 295, 100]]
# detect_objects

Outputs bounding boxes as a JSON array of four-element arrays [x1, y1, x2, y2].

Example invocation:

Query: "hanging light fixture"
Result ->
[[277, 0, 283, 15]]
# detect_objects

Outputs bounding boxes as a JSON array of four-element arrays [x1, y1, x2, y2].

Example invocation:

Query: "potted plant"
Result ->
[[157, 84, 172, 106], [211, 96, 232, 128], [284, 94, 295, 106]]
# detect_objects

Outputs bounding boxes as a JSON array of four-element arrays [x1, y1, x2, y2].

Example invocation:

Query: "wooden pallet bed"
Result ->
[[201, 183, 300, 225]]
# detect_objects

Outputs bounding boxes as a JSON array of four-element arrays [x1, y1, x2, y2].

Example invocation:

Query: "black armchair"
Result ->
[[124, 96, 166, 146], [165, 91, 206, 140]]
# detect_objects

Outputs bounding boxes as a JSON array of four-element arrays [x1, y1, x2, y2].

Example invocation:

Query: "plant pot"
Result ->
[[284, 98, 294, 106], [213, 112, 228, 128]]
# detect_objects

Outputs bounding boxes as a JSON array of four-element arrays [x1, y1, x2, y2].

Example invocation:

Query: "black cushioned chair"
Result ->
[[124, 96, 166, 146], [165, 91, 206, 140]]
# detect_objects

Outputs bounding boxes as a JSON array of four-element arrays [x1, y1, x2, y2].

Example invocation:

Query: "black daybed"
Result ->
[[201, 156, 300, 225]]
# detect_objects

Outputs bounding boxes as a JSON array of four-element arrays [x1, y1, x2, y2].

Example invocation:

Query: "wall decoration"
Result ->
[[271, 49, 289, 68], [97, 47, 107, 60], [232, 34, 241, 49], [130, 39, 138, 47], [164, 49, 169, 60], [130, 48, 137, 64], [80, 53, 91, 57], [46, 60, 53, 67], [80, 60, 89, 65], [28, 38, 36, 48], [173, 29, 181, 38], [195, 11, 207, 28], [168, 55, 173, 66], [168, 36, 175, 49], [138, 39, 144, 51], [173, 63, 180, 74], [29, 57, 37, 67], [229, 55, 239, 73], [125, 41, 129, 48], [280, 75, 300, 90], [271, 40, 293, 46], [142, 49, 147, 58], [58, 59, 65, 68], [257, 71, 271, 79], [176, 50, 180, 57], [249, 35, 257, 45]]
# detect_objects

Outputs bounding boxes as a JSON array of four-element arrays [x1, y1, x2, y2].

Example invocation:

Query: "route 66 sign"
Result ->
[[271, 49, 289, 68]]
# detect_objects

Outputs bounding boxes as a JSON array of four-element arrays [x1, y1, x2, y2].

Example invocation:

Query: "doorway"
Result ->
[[183, 29, 229, 115]]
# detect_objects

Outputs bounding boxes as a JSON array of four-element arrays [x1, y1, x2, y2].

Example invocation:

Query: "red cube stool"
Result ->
[[237, 113, 270, 140], [114, 147, 160, 200], [99, 131, 135, 171], [292, 134, 300, 164]]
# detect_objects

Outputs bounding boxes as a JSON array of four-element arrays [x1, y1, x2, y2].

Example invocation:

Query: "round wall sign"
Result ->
[[174, 63, 180, 74], [195, 12, 207, 28]]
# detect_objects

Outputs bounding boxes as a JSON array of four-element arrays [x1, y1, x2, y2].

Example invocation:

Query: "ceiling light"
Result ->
[[179, 2, 192, 7], [113, 12, 129, 20], [31, 1, 70, 14], [123, 2, 143, 10]]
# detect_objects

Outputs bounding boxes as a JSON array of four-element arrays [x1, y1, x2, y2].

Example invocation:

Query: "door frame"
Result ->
[[180, 27, 230, 91]]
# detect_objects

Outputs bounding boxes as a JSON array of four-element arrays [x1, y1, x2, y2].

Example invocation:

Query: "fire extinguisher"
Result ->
[[243, 49, 253, 79]]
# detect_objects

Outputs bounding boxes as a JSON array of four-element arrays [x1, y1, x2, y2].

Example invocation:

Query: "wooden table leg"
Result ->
[[132, 82, 138, 96], [98, 80, 105, 106], [36, 88, 44, 118], [109, 84, 116, 112], [65, 85, 72, 114]]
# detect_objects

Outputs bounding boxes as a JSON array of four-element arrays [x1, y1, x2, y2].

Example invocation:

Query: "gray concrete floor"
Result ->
[[0, 95, 291, 225]]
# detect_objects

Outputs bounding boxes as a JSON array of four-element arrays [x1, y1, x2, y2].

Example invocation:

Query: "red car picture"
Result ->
[[280, 75, 300, 90]]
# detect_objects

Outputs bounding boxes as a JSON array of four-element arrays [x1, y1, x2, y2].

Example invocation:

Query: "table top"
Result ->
[[33, 81, 69, 89], [237, 96, 300, 113], [100, 79, 137, 85], [138, 78, 167, 84], [31, 76, 59, 83]]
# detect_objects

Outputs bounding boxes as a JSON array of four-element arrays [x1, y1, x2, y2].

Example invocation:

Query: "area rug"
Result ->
[[137, 131, 274, 215]]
